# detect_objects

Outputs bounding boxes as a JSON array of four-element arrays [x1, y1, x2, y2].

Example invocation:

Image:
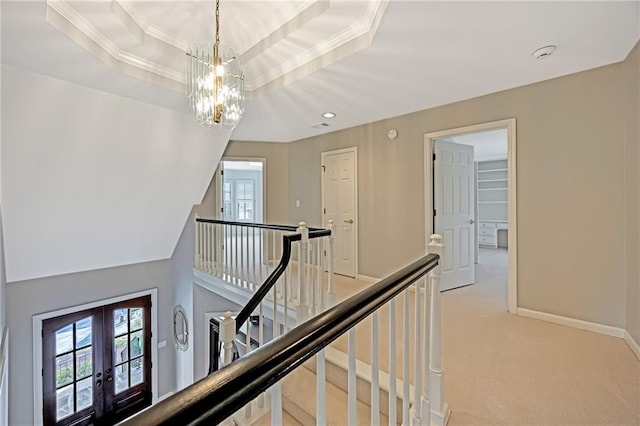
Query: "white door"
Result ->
[[322, 149, 357, 277], [434, 140, 475, 290]]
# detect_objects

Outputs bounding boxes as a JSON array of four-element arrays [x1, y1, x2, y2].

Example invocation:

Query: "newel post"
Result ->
[[427, 234, 450, 425], [297, 222, 310, 322], [219, 311, 236, 367], [326, 220, 336, 307]]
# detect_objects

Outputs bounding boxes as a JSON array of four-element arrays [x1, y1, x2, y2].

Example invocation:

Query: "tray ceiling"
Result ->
[[45, 0, 388, 93]]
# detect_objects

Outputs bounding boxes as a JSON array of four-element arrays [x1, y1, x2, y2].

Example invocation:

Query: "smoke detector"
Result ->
[[532, 45, 556, 60]]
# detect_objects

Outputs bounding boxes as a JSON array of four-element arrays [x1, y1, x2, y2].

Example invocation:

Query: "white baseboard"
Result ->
[[516, 308, 625, 338], [623, 330, 640, 361], [356, 274, 379, 283]]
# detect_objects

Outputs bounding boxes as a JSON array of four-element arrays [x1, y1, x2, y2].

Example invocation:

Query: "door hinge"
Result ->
[[433, 153, 436, 161], [220, 207, 224, 213], [41, 368, 44, 377], [433, 209, 436, 217], [324, 250, 326, 256], [220, 170, 224, 176], [321, 165, 325, 172], [323, 208, 326, 214]]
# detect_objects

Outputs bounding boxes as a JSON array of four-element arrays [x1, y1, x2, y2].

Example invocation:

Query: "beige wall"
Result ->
[[223, 141, 289, 224], [229, 59, 631, 329], [300, 62, 628, 328], [624, 41, 640, 344]]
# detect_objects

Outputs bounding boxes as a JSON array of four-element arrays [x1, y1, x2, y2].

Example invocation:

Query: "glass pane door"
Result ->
[[43, 309, 104, 426], [42, 296, 151, 426]]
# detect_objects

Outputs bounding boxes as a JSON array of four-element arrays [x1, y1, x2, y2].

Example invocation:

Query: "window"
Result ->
[[235, 180, 254, 221], [223, 182, 232, 221], [42, 296, 151, 426]]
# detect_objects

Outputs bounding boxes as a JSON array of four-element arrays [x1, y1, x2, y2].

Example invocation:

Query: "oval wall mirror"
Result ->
[[173, 305, 189, 351]]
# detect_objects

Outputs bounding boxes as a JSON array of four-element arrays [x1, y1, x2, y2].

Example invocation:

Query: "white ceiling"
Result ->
[[2, 1, 639, 143], [447, 129, 508, 162]]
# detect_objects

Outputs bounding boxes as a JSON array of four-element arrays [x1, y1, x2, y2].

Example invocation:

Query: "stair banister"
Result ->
[[120, 252, 440, 426]]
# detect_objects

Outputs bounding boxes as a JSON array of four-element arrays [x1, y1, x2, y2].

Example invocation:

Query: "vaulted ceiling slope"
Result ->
[[2, 1, 639, 143], [1, 65, 229, 282]]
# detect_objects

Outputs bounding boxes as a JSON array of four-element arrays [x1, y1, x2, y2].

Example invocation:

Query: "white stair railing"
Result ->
[[307, 234, 447, 426], [123, 238, 443, 426], [195, 217, 446, 425], [194, 218, 334, 316]]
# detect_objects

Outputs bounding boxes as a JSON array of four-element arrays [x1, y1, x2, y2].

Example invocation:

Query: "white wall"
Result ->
[[1, 66, 229, 282]]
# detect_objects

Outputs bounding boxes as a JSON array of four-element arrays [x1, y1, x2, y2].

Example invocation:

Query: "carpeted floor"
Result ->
[[442, 249, 640, 425], [328, 248, 640, 425]]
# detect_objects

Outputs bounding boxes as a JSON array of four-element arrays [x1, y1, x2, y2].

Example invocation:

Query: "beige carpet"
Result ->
[[326, 248, 640, 426]]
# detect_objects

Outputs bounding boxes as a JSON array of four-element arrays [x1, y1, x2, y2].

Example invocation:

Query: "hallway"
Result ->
[[328, 248, 639, 425], [441, 248, 639, 425]]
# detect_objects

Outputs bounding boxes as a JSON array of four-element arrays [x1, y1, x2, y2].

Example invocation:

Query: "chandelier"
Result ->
[[187, 0, 245, 130]]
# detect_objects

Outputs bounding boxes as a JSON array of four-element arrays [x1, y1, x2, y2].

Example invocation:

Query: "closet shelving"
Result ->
[[477, 160, 508, 248]]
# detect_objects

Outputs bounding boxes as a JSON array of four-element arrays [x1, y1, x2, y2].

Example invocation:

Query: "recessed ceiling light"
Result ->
[[532, 45, 556, 60], [322, 112, 336, 119]]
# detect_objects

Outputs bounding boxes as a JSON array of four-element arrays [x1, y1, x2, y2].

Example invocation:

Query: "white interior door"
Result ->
[[434, 140, 475, 290], [322, 149, 357, 278]]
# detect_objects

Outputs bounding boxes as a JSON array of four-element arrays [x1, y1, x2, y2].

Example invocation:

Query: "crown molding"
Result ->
[[45, 0, 388, 94], [247, 0, 388, 92], [46, 0, 185, 93]]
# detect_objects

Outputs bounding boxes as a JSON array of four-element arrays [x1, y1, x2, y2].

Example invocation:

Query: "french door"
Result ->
[[42, 296, 152, 426]]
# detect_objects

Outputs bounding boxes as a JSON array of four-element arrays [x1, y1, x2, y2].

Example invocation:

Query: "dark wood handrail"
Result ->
[[195, 218, 328, 233], [119, 253, 439, 426], [195, 218, 331, 352]]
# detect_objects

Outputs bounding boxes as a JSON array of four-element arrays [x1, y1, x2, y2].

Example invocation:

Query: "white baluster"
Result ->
[[413, 281, 422, 426], [371, 312, 380, 426], [194, 215, 200, 270], [219, 311, 235, 367], [245, 315, 252, 419], [271, 381, 283, 426], [271, 229, 276, 272], [240, 226, 246, 287], [317, 349, 327, 426], [234, 225, 239, 285], [203, 222, 208, 272], [271, 282, 283, 426], [225, 224, 231, 280], [428, 234, 448, 425], [326, 220, 336, 307], [216, 223, 223, 276], [258, 301, 265, 409], [316, 237, 323, 313], [283, 273, 289, 332], [402, 290, 410, 425], [297, 222, 309, 322], [388, 299, 397, 426], [252, 227, 257, 286], [348, 328, 357, 426], [422, 276, 431, 425]]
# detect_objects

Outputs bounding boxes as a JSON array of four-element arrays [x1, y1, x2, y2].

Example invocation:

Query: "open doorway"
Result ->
[[216, 159, 265, 223], [425, 119, 517, 313]]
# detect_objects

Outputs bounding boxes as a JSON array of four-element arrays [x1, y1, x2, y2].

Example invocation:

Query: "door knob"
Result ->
[[344, 219, 354, 224], [469, 219, 475, 224]]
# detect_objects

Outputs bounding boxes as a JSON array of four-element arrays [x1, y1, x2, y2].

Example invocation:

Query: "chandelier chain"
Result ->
[[215, 0, 220, 46]]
